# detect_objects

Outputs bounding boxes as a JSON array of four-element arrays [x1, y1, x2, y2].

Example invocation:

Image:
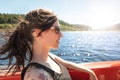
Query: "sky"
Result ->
[[0, 0, 120, 30]]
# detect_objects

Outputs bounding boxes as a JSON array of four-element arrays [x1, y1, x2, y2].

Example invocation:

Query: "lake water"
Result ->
[[0, 31, 120, 65]]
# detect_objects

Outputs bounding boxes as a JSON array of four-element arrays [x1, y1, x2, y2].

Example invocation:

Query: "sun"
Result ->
[[88, 6, 117, 30]]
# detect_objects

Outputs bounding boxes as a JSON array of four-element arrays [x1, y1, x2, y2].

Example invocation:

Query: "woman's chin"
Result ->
[[52, 45, 59, 49]]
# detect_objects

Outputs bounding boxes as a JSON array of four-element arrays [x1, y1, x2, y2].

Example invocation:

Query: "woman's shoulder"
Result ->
[[24, 66, 53, 80]]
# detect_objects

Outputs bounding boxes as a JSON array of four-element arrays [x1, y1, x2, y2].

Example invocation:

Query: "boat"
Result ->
[[0, 60, 120, 80]]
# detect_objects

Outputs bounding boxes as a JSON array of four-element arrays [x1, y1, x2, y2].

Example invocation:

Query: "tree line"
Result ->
[[0, 13, 24, 24], [0, 13, 76, 30], [0, 13, 92, 31]]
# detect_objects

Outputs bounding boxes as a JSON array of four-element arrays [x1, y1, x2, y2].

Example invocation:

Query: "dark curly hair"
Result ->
[[0, 9, 57, 75]]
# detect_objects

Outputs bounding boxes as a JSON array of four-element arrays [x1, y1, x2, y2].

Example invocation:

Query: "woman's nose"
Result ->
[[59, 32, 63, 37]]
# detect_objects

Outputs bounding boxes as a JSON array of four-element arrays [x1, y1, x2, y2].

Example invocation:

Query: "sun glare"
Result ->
[[85, 1, 118, 29], [88, 7, 117, 30]]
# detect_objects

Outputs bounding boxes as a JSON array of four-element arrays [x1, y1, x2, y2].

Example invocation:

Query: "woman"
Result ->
[[0, 9, 98, 80]]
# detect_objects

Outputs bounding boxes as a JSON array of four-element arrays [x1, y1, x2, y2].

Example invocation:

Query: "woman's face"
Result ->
[[41, 20, 63, 49]]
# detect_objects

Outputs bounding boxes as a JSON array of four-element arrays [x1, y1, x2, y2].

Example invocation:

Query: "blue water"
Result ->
[[0, 31, 120, 65], [51, 31, 120, 63]]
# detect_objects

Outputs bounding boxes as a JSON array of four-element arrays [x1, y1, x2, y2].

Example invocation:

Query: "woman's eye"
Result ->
[[55, 30, 60, 34]]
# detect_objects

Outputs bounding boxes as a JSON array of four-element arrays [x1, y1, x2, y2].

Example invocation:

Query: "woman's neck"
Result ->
[[31, 43, 50, 64]]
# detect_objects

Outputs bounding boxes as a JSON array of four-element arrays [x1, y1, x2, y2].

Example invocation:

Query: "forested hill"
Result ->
[[0, 13, 92, 31], [59, 20, 92, 31]]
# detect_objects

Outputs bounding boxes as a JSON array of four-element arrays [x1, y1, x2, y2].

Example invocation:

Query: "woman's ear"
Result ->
[[32, 29, 41, 38]]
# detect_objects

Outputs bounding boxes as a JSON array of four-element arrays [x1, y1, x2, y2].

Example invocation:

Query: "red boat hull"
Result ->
[[1, 61, 120, 80]]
